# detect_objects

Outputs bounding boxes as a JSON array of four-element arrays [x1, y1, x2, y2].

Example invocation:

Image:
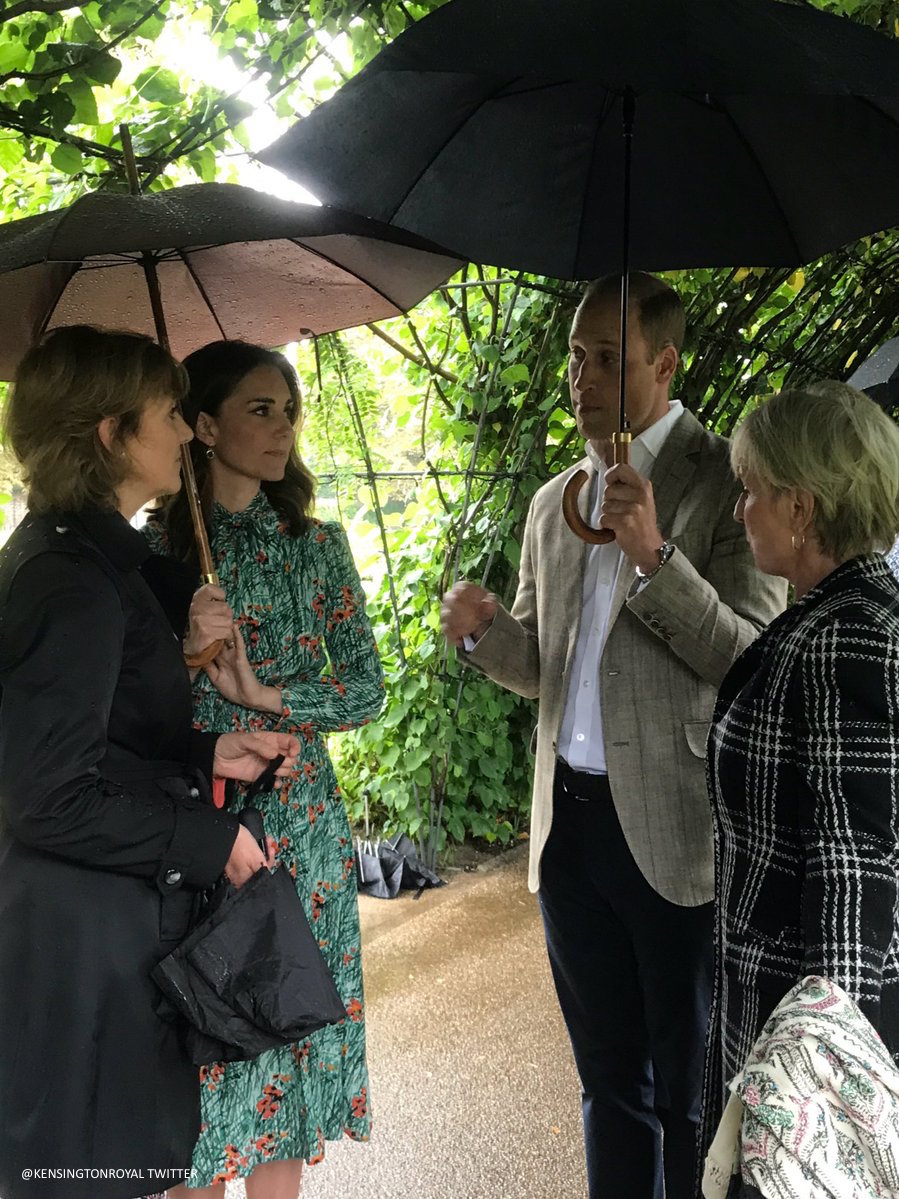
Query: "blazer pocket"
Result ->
[[682, 720, 710, 759]]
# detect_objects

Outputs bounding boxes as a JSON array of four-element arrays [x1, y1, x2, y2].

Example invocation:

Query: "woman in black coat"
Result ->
[[699, 380, 899, 1169], [0, 327, 299, 1199]]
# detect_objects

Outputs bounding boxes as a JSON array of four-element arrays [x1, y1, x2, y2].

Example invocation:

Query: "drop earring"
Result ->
[[205, 447, 216, 460]]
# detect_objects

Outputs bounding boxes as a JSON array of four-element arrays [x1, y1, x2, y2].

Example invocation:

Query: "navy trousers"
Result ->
[[539, 764, 714, 1199]]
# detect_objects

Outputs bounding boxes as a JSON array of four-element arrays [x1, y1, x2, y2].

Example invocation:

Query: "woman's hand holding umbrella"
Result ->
[[185, 583, 234, 660]]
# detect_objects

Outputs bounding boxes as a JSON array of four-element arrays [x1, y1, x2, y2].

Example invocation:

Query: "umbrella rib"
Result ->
[[36, 261, 81, 339], [385, 75, 524, 224], [573, 91, 619, 279], [177, 249, 228, 341], [287, 237, 402, 313], [707, 100, 804, 264]]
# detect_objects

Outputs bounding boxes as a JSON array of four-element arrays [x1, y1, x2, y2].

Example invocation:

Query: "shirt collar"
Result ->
[[585, 399, 684, 473]]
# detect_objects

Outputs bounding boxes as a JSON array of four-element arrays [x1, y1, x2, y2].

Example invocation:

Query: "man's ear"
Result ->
[[195, 411, 216, 448], [97, 416, 119, 453], [656, 344, 679, 386]]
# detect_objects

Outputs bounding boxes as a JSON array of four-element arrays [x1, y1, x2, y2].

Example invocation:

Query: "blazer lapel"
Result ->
[[555, 459, 591, 658], [651, 409, 704, 537]]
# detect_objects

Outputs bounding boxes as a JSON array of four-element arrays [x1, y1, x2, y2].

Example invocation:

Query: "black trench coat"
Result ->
[[0, 509, 240, 1199]]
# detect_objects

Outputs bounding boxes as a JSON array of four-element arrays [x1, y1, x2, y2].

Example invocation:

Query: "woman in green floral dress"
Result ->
[[144, 341, 383, 1199]]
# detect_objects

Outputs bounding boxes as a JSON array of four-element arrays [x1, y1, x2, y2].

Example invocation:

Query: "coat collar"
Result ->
[[61, 506, 151, 572], [714, 554, 895, 716]]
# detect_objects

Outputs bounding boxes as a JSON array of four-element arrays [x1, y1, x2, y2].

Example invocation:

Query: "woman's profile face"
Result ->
[[200, 364, 297, 485], [122, 393, 192, 503], [734, 471, 796, 580]]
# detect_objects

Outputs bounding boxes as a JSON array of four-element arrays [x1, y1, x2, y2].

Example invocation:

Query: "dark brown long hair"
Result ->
[[151, 340, 316, 564]]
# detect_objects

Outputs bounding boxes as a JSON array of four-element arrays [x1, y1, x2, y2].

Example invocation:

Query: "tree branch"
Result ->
[[0, 0, 75, 20], [0, 101, 154, 164], [365, 322, 460, 384], [0, 0, 166, 84]]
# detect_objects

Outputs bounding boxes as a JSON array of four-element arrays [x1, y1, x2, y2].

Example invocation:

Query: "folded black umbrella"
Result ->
[[356, 832, 443, 900], [153, 811, 345, 1066]]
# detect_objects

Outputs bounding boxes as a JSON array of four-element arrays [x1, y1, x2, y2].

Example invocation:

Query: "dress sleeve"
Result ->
[[795, 618, 899, 1025], [0, 553, 237, 888], [276, 524, 384, 733]]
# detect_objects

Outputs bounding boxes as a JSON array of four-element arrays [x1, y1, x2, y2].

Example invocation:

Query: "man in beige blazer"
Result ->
[[442, 273, 786, 1199]]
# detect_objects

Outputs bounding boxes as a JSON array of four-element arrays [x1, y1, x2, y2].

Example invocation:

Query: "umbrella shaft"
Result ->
[[118, 123, 218, 583], [619, 89, 635, 436]]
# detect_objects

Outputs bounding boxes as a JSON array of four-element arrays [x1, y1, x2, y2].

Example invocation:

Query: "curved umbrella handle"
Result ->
[[561, 431, 632, 544], [184, 639, 224, 669], [562, 470, 614, 544]]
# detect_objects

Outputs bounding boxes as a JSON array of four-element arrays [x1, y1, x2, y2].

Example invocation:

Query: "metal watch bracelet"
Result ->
[[635, 540, 675, 581]]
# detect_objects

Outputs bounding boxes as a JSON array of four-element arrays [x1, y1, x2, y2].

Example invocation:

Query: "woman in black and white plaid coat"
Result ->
[[699, 381, 899, 1165]]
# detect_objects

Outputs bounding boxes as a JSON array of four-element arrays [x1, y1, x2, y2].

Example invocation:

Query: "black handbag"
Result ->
[[152, 808, 346, 1065]]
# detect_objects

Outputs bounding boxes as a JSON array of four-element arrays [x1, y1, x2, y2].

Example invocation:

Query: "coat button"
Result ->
[[164, 869, 182, 886], [188, 786, 200, 799]]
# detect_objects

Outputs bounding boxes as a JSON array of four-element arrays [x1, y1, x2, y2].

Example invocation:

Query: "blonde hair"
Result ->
[[5, 325, 186, 514], [731, 382, 899, 562]]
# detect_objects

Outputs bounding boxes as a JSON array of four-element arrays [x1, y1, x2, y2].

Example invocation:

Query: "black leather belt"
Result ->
[[555, 759, 611, 801]]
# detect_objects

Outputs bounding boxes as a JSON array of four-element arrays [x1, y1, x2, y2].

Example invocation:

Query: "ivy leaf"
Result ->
[[50, 143, 85, 174], [135, 67, 184, 106], [500, 363, 530, 386], [41, 91, 76, 133], [63, 78, 99, 126], [82, 51, 122, 87], [0, 39, 32, 74], [225, 0, 258, 27], [0, 138, 23, 171]]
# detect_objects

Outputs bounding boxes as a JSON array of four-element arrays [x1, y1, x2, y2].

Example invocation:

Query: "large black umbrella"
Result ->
[[260, 0, 899, 544], [260, 0, 899, 281], [261, 0, 899, 542]]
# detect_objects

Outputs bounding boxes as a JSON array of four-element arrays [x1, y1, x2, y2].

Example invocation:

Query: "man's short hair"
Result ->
[[580, 273, 686, 359]]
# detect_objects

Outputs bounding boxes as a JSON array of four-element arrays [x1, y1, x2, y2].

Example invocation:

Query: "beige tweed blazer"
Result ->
[[466, 408, 787, 906]]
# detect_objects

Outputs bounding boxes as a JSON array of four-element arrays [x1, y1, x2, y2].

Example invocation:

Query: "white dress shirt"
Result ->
[[558, 400, 684, 773]]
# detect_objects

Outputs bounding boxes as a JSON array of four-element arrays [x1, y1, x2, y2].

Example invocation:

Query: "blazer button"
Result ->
[[188, 786, 200, 799], [164, 869, 182, 886]]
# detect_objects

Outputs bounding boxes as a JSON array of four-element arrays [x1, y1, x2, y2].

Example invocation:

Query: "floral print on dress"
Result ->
[[144, 493, 384, 1184]]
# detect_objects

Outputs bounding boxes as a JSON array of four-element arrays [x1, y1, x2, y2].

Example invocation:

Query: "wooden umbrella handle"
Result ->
[[561, 431, 632, 544], [184, 640, 223, 669]]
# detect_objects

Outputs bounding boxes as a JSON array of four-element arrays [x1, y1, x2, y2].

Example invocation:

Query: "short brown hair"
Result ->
[[6, 325, 186, 514], [580, 272, 686, 358]]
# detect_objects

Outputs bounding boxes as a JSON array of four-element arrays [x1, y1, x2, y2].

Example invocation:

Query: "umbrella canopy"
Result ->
[[260, 0, 899, 280], [0, 181, 463, 379], [847, 335, 899, 411]]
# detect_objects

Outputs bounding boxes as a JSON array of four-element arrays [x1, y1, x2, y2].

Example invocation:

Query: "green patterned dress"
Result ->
[[144, 492, 383, 1185]]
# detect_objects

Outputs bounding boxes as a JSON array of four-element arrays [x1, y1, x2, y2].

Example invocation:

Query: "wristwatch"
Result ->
[[635, 540, 675, 581]]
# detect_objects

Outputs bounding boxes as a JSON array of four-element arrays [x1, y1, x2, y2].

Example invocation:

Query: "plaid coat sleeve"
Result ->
[[786, 616, 899, 1023]]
